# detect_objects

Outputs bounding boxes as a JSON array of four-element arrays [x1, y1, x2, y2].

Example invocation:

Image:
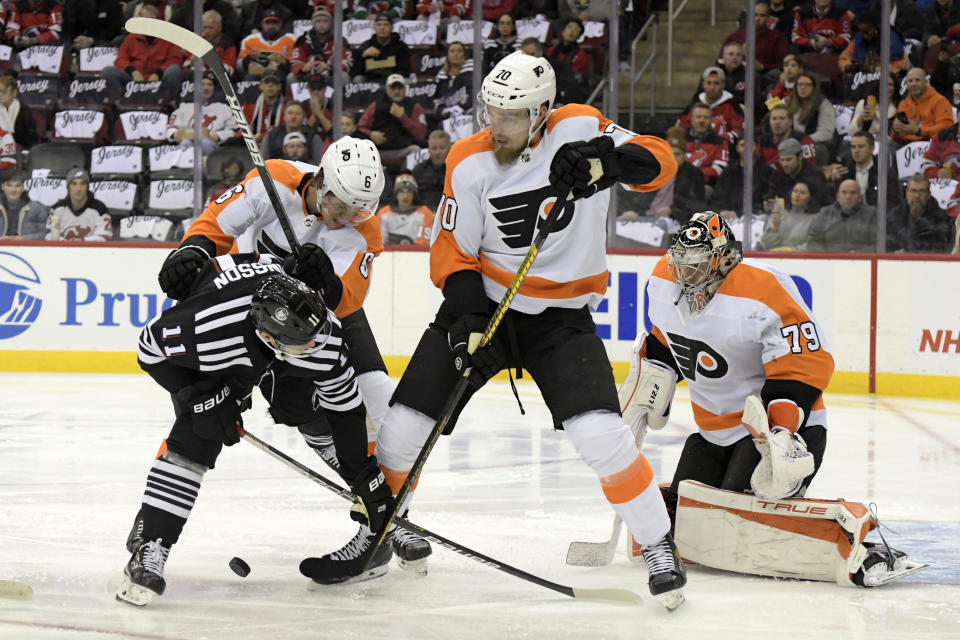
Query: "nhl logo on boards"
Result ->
[[273, 308, 289, 321]]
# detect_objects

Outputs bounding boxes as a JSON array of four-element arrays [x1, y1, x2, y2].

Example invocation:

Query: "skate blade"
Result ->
[[305, 564, 389, 588], [864, 560, 931, 587], [397, 556, 428, 576], [656, 588, 685, 611], [115, 577, 156, 607]]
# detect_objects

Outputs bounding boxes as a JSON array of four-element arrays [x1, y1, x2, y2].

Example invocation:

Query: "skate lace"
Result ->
[[869, 503, 897, 571], [331, 527, 374, 561], [142, 539, 169, 576], [393, 527, 422, 547], [641, 538, 675, 575]]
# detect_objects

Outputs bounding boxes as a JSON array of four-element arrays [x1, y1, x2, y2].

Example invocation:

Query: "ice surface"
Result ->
[[1, 373, 958, 639]]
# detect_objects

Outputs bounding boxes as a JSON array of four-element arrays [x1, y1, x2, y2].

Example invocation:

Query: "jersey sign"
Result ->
[[666, 332, 729, 381], [488, 186, 574, 249]]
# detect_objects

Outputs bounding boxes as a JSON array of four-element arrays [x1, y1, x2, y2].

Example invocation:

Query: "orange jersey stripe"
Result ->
[[720, 262, 834, 391], [380, 464, 419, 495], [479, 255, 608, 300], [691, 403, 744, 431], [184, 160, 311, 255], [600, 453, 655, 504]]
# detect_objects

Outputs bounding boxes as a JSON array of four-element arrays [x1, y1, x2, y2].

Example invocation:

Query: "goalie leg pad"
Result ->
[[675, 480, 875, 585]]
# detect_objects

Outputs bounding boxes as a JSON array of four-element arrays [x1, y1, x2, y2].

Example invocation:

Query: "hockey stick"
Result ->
[[0, 579, 33, 600], [566, 419, 648, 567], [239, 428, 642, 605], [124, 18, 302, 258], [364, 178, 596, 567]]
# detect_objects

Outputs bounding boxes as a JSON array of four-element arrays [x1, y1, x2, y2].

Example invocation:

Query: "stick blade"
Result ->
[[571, 586, 643, 606], [565, 540, 617, 567], [124, 17, 213, 58], [0, 580, 33, 600]]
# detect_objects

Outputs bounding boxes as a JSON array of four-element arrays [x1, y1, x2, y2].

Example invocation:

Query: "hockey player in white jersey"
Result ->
[[346, 51, 687, 609], [621, 211, 928, 587], [155, 137, 432, 570]]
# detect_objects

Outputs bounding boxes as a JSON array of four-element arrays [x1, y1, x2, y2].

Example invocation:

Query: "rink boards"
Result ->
[[0, 243, 958, 399]]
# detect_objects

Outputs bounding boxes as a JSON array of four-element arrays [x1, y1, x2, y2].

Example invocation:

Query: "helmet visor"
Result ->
[[478, 103, 534, 136], [319, 190, 373, 226]]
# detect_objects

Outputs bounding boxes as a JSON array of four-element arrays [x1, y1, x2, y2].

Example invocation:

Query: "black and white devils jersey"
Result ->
[[137, 253, 362, 412]]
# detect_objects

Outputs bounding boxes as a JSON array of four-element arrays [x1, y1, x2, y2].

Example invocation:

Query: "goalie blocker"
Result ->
[[672, 480, 929, 586]]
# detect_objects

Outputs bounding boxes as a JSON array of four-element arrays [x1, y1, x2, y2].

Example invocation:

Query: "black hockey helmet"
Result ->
[[667, 212, 742, 314], [250, 274, 329, 355]]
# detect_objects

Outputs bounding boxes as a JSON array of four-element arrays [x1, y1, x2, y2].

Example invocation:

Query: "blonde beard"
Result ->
[[493, 143, 524, 165]]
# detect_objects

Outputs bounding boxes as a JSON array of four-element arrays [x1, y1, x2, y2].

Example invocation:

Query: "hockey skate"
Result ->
[[853, 542, 930, 587], [392, 524, 432, 575], [300, 524, 393, 585], [116, 538, 170, 607], [125, 509, 144, 553], [640, 533, 686, 611]]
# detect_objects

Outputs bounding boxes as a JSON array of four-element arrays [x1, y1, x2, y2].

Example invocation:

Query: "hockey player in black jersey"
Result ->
[[117, 253, 395, 607]]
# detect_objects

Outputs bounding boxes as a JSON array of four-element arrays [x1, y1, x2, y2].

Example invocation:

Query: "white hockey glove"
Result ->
[[619, 333, 677, 433], [742, 395, 814, 500]]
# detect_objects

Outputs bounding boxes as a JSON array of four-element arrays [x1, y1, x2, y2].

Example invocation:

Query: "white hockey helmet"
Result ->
[[477, 51, 556, 141], [317, 136, 385, 224]]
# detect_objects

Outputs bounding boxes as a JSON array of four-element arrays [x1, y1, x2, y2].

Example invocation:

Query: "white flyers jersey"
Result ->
[[430, 104, 675, 314], [646, 256, 835, 446], [183, 159, 383, 318]]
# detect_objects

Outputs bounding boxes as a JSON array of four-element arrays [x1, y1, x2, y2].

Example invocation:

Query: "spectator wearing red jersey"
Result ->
[[676, 66, 745, 144], [892, 68, 954, 144], [545, 18, 593, 104], [482, 0, 515, 21], [357, 73, 427, 163], [101, 4, 184, 102], [291, 8, 353, 82], [766, 53, 803, 102], [183, 10, 238, 79], [5, 0, 63, 48], [417, 0, 469, 20], [0, 75, 37, 161], [166, 74, 238, 156], [722, 2, 789, 75], [758, 103, 818, 167], [921, 122, 960, 179], [682, 103, 730, 187], [239, 8, 296, 78], [791, 0, 853, 54]]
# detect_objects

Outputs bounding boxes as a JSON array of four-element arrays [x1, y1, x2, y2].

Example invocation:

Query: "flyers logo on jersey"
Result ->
[[488, 186, 574, 248], [666, 332, 728, 381]]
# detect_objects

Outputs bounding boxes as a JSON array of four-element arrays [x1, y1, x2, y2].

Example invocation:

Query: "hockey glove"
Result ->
[[178, 380, 250, 446], [158, 236, 215, 300], [284, 243, 344, 309], [349, 456, 395, 533], [448, 314, 507, 390], [548, 135, 620, 201]]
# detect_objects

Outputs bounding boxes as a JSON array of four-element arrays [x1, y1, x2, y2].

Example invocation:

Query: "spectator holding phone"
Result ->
[[892, 68, 954, 144]]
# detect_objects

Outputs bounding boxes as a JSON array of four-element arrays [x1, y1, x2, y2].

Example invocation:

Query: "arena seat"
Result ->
[[26, 142, 86, 178]]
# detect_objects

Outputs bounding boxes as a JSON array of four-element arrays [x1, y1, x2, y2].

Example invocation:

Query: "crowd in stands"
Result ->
[[0, 0, 955, 254], [617, 0, 960, 253], [0, 0, 634, 245]]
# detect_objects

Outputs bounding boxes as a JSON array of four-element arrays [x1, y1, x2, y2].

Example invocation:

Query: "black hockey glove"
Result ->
[[177, 380, 250, 446], [349, 456, 395, 533], [548, 135, 620, 202], [158, 236, 216, 300], [283, 243, 344, 309], [448, 314, 507, 391]]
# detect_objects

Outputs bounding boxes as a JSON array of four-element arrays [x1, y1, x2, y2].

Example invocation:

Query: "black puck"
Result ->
[[229, 556, 251, 578]]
